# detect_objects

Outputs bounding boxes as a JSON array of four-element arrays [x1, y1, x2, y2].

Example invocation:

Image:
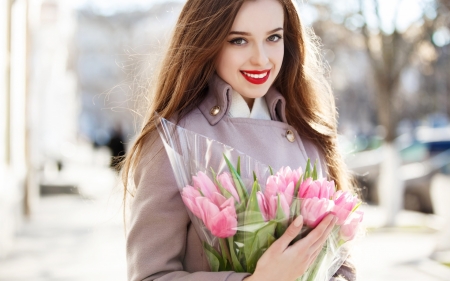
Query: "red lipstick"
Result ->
[[240, 70, 270, 85]]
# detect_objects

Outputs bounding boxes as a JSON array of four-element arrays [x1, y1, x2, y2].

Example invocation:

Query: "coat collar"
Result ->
[[198, 74, 287, 126]]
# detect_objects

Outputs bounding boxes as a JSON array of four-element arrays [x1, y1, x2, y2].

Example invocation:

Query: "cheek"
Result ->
[[273, 46, 284, 68], [216, 49, 244, 75], [215, 52, 226, 74]]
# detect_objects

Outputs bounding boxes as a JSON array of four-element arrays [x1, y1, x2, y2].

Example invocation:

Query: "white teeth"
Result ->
[[243, 71, 268, 79]]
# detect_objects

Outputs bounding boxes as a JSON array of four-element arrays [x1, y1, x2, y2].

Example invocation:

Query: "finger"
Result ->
[[301, 214, 335, 246], [291, 215, 334, 256], [308, 244, 323, 266], [272, 215, 303, 251], [310, 216, 337, 251]]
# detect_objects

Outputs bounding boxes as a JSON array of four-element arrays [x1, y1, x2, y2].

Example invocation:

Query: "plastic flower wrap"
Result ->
[[156, 114, 363, 280]]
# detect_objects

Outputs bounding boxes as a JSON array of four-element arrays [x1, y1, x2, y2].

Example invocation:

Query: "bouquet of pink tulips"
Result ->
[[156, 115, 363, 280]]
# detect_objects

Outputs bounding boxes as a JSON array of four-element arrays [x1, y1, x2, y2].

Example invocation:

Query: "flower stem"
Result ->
[[219, 238, 233, 270]]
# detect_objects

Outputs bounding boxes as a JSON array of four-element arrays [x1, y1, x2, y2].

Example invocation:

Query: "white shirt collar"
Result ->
[[228, 90, 272, 120]]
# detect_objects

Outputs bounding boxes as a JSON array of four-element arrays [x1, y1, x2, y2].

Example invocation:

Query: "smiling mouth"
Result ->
[[240, 70, 270, 85]]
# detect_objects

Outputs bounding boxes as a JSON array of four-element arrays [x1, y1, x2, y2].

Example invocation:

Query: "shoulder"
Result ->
[[133, 130, 167, 189]]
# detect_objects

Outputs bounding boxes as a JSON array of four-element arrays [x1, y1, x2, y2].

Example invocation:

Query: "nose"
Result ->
[[250, 43, 269, 66]]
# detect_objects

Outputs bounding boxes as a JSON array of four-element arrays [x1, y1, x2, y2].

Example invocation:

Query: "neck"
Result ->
[[242, 96, 254, 111]]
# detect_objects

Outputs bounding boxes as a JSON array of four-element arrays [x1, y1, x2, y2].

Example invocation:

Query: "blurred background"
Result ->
[[0, 0, 449, 280]]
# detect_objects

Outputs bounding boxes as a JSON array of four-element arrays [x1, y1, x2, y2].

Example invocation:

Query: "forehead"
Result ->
[[231, 0, 284, 31]]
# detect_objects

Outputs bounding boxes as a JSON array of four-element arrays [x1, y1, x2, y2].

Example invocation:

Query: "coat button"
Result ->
[[286, 130, 295, 142], [210, 106, 220, 116]]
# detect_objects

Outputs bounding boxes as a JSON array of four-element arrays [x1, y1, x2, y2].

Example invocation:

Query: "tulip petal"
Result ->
[[301, 197, 334, 228], [257, 191, 269, 221], [181, 185, 203, 218], [193, 171, 218, 199], [195, 196, 220, 226], [208, 206, 238, 238], [340, 210, 363, 241], [217, 172, 240, 203]]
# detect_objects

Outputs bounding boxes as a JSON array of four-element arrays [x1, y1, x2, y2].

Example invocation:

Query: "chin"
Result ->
[[248, 86, 271, 98], [242, 91, 268, 99]]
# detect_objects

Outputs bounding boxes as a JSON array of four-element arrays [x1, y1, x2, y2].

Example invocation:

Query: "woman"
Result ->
[[121, 0, 356, 280]]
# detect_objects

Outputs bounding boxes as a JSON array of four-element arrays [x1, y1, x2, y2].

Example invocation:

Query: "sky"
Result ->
[[71, 0, 186, 15], [66, 0, 448, 46], [70, 0, 433, 33]]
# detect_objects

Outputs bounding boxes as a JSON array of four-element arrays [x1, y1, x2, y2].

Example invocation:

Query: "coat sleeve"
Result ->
[[126, 132, 251, 281], [331, 259, 357, 281]]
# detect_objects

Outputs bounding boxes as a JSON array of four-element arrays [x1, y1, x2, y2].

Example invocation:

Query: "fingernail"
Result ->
[[294, 215, 303, 227]]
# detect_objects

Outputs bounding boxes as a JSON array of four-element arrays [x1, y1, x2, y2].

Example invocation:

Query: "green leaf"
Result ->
[[245, 181, 265, 223], [275, 194, 289, 238], [253, 221, 277, 245], [269, 166, 274, 176], [235, 201, 246, 216], [227, 237, 245, 272], [253, 171, 257, 182], [247, 235, 260, 273], [237, 157, 241, 177], [203, 242, 222, 272], [275, 194, 286, 221], [312, 160, 318, 180], [243, 181, 266, 265], [224, 154, 248, 202], [246, 221, 277, 273], [267, 233, 276, 248], [293, 173, 303, 198], [218, 238, 232, 271], [211, 168, 233, 200], [289, 200, 300, 221], [304, 158, 311, 179]]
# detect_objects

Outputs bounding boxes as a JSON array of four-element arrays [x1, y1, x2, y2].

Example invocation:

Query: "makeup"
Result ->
[[240, 70, 271, 85]]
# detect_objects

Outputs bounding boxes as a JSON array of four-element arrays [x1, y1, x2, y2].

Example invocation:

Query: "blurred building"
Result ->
[[1, 0, 80, 258], [27, 0, 80, 194], [0, 0, 29, 258], [75, 1, 183, 147], [0, 0, 184, 258]]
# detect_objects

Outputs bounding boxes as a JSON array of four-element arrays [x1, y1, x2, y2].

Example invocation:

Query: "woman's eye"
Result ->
[[229, 38, 247, 45], [268, 34, 282, 42]]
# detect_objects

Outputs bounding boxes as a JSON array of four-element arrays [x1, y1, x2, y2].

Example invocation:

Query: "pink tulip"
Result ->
[[257, 191, 270, 221], [265, 174, 295, 205], [332, 191, 360, 225], [217, 172, 240, 203], [193, 171, 218, 199], [298, 178, 313, 198], [298, 178, 336, 199], [257, 191, 290, 221], [339, 210, 363, 241], [196, 195, 237, 238], [269, 193, 290, 220], [301, 197, 335, 228], [181, 185, 203, 218], [276, 166, 302, 188], [258, 166, 303, 222]]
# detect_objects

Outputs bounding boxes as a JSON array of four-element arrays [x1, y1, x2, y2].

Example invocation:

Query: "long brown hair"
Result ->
[[121, 0, 354, 203]]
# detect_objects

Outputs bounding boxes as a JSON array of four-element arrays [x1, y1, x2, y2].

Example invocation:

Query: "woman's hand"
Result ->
[[243, 214, 337, 281]]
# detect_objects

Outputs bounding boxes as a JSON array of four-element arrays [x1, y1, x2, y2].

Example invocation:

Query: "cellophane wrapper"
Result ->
[[156, 115, 359, 281]]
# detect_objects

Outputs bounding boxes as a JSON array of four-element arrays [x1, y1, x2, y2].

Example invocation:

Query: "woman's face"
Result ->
[[215, 0, 284, 107]]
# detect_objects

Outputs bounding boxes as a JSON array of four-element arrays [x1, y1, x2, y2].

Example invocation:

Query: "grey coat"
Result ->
[[126, 75, 356, 281]]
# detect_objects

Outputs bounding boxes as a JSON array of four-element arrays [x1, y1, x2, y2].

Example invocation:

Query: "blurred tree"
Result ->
[[357, 0, 448, 141], [312, 0, 449, 139], [310, 0, 450, 225]]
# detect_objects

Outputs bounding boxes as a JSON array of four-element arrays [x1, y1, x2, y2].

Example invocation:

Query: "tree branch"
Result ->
[[359, 0, 384, 78]]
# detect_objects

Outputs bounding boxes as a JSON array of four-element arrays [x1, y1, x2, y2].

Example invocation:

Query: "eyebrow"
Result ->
[[229, 27, 283, 36]]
